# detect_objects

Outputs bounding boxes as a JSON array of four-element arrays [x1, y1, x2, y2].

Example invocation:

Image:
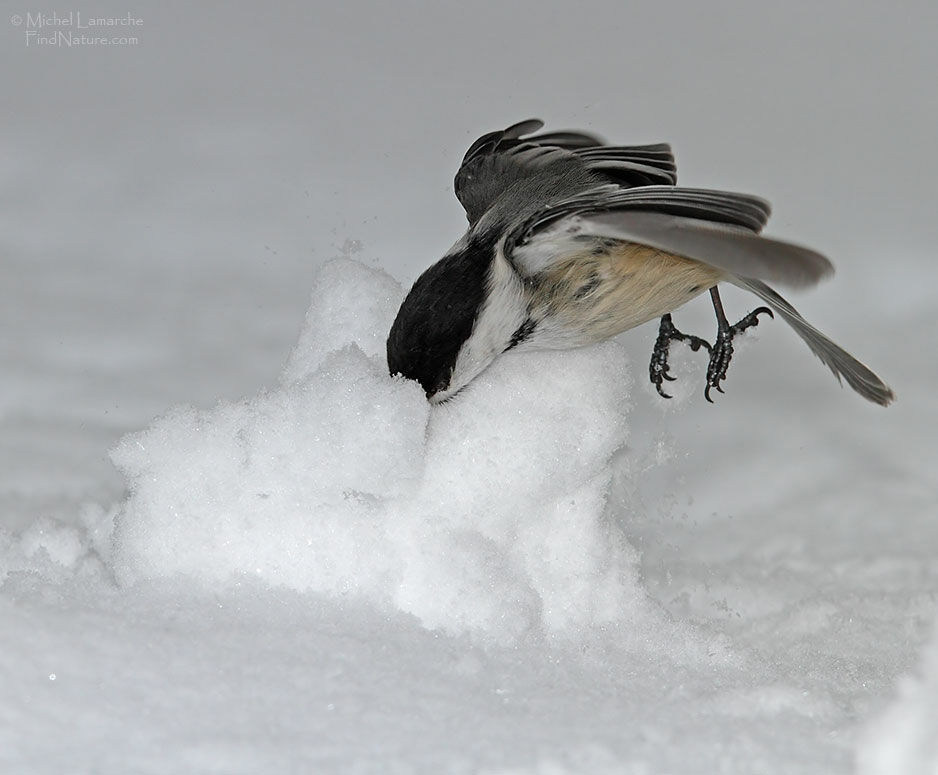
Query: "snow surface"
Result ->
[[4, 248, 936, 773], [3, 1, 938, 773], [858, 619, 938, 775]]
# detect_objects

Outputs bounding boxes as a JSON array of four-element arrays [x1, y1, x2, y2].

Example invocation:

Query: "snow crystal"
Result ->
[[109, 258, 647, 644]]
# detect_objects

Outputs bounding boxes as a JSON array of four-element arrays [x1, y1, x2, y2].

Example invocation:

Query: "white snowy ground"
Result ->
[[3, 2, 938, 773]]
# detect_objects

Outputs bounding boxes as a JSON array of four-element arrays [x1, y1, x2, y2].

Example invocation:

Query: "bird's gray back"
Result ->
[[469, 158, 603, 238]]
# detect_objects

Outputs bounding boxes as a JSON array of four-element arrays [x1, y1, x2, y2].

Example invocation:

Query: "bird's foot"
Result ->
[[650, 314, 712, 399], [704, 307, 774, 402]]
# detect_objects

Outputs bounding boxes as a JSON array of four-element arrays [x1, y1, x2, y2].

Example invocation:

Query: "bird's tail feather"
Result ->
[[731, 277, 894, 406]]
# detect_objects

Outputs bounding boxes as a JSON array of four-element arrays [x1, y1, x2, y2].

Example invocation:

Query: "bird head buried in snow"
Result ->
[[386, 119, 894, 406]]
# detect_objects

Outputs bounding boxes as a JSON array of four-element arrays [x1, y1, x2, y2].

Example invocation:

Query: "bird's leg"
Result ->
[[649, 313, 712, 399], [704, 286, 774, 402]]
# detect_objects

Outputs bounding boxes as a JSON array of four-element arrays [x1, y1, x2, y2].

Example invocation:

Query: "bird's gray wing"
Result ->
[[455, 120, 677, 226], [507, 185, 833, 289]]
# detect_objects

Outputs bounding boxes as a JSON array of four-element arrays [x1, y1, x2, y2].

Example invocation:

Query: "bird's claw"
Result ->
[[649, 314, 712, 399], [704, 307, 773, 402]]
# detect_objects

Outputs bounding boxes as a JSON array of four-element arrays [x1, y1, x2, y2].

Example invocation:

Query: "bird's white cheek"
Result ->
[[450, 311, 518, 395], [448, 252, 527, 396]]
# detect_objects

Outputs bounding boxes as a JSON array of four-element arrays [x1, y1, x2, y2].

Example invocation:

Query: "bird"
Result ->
[[386, 119, 894, 407]]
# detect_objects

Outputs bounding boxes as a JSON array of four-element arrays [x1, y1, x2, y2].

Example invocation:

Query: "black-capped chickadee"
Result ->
[[387, 119, 894, 406]]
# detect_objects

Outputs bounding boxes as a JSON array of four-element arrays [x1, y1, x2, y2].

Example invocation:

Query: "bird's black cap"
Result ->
[[387, 243, 492, 398]]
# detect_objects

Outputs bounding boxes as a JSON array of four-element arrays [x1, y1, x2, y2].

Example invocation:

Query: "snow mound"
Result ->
[[110, 258, 646, 643]]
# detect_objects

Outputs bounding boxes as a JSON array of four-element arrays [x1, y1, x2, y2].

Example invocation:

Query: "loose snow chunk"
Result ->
[[0, 504, 114, 586], [110, 259, 646, 644], [18, 516, 86, 567]]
